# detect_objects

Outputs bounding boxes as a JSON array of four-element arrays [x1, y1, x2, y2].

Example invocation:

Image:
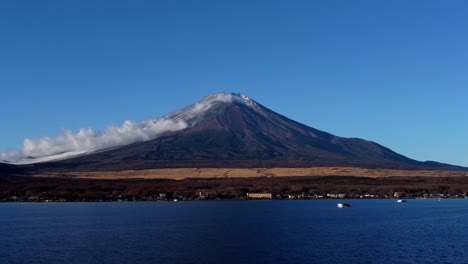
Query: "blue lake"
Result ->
[[1, 200, 468, 264]]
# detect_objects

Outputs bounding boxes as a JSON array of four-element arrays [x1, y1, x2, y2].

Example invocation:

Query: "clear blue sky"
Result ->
[[1, 0, 467, 166]]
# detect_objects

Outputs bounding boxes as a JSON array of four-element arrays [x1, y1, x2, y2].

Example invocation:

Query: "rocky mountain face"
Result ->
[[13, 92, 462, 172]]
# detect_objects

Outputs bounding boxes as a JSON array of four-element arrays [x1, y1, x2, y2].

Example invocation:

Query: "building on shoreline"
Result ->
[[247, 193, 272, 199]]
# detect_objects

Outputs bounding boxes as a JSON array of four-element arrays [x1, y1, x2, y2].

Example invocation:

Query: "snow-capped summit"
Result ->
[[201, 92, 255, 107], [162, 92, 259, 126]]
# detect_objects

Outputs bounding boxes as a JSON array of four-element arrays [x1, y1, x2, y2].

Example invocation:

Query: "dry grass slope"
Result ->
[[35, 167, 468, 180]]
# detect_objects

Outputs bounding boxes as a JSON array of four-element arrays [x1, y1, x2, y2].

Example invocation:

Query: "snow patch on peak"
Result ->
[[202, 92, 252, 105], [166, 92, 256, 124], [203, 92, 235, 103], [201, 92, 255, 108]]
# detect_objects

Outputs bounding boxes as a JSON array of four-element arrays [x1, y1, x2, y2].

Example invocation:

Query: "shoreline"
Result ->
[[0, 197, 461, 203]]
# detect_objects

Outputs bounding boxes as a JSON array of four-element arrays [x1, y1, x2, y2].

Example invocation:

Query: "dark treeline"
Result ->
[[2, 175, 468, 202]]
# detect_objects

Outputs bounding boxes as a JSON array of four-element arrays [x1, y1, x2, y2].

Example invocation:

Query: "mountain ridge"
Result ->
[[7, 92, 463, 173]]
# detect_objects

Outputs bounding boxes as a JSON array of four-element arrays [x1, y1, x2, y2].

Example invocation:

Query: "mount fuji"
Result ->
[[5, 92, 459, 173]]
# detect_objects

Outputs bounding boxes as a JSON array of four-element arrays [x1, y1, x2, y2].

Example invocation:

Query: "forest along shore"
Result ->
[[2, 171, 468, 202]]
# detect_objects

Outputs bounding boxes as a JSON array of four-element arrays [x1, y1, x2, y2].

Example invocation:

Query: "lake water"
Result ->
[[1, 200, 468, 264]]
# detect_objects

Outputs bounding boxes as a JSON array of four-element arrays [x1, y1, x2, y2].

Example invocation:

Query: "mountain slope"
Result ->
[[0, 162, 25, 175], [24, 92, 464, 172]]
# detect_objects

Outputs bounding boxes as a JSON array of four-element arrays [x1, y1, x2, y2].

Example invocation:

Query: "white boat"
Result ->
[[397, 199, 407, 203], [337, 203, 351, 208]]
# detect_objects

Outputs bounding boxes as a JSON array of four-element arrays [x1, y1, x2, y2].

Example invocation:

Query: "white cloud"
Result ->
[[2, 117, 188, 163], [0, 150, 21, 161]]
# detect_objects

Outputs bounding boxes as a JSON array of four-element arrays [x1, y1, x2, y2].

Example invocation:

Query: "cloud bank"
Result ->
[[0, 150, 21, 162], [1, 117, 188, 163]]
